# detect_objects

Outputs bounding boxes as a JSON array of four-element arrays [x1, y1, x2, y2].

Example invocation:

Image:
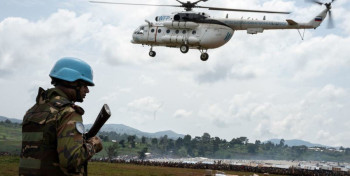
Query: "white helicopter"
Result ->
[[91, 0, 335, 61]]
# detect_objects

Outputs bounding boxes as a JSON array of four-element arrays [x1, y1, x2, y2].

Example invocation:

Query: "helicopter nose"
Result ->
[[131, 33, 138, 43]]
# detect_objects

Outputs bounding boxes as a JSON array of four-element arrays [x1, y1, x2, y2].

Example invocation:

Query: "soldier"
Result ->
[[19, 57, 103, 176]]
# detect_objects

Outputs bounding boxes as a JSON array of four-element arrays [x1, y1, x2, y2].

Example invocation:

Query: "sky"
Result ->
[[1, 0, 350, 147]]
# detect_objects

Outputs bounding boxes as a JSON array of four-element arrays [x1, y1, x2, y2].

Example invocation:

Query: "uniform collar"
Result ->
[[46, 88, 72, 103]]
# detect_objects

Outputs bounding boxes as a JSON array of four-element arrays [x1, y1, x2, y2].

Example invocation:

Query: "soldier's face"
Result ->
[[76, 83, 89, 102], [80, 85, 89, 100]]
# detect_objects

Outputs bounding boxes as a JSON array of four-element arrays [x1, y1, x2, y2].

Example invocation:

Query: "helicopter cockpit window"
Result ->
[[134, 26, 145, 35]]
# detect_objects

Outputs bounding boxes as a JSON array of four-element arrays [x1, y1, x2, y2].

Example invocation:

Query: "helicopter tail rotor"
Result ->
[[306, 0, 336, 28], [327, 9, 334, 28]]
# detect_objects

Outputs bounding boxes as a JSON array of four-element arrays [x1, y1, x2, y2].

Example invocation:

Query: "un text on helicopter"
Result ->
[[90, 0, 336, 61]]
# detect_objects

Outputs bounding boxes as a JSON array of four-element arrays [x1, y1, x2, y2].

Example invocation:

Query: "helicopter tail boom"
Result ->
[[306, 8, 329, 29]]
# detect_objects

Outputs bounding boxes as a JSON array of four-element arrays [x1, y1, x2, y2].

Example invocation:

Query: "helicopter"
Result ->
[[90, 0, 335, 61]]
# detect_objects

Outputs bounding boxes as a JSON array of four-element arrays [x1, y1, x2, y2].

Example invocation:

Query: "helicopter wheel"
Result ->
[[200, 53, 209, 61], [149, 51, 156, 57], [180, 44, 189, 53]]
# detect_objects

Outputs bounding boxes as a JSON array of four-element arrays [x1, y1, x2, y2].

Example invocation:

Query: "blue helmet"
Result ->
[[49, 57, 94, 86]]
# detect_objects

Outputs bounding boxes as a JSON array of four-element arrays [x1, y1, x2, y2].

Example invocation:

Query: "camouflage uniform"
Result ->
[[19, 87, 101, 176]]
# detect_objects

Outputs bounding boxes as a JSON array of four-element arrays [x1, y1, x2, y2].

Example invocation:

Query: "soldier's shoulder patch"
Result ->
[[52, 98, 72, 108], [75, 122, 85, 134]]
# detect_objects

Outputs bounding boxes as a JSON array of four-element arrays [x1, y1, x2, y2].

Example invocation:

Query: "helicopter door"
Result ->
[[148, 27, 158, 42]]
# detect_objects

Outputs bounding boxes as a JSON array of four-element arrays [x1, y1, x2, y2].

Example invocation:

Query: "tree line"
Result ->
[[1, 120, 349, 162], [98, 131, 350, 162]]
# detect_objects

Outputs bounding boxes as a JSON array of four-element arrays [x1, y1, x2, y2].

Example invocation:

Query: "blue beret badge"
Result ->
[[75, 122, 85, 134]]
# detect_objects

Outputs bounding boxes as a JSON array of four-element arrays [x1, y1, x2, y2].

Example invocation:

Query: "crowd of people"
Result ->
[[91, 159, 350, 176]]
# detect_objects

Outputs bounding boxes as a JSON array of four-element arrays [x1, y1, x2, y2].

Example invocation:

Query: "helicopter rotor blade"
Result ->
[[305, 0, 324, 5], [192, 0, 208, 5], [327, 10, 334, 28], [198, 6, 291, 14], [89, 1, 181, 8], [90, 0, 290, 14], [175, 0, 185, 5]]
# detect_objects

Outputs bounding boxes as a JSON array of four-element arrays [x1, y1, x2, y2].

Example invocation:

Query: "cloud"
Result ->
[[139, 75, 156, 86], [316, 130, 331, 141], [252, 84, 349, 145], [197, 103, 233, 128], [125, 96, 163, 123], [0, 9, 101, 74], [302, 84, 347, 110], [196, 62, 258, 83], [197, 92, 274, 130], [0, 70, 11, 78], [211, 118, 230, 128], [314, 84, 346, 101], [289, 35, 350, 81], [173, 109, 192, 118], [127, 96, 162, 113]]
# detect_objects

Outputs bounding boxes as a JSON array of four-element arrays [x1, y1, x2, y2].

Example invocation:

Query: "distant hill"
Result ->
[[266, 139, 332, 148], [0, 115, 184, 139], [0, 116, 22, 124], [85, 124, 185, 139]]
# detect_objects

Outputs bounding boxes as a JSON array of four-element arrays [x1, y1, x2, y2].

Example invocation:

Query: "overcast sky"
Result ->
[[1, 0, 350, 147]]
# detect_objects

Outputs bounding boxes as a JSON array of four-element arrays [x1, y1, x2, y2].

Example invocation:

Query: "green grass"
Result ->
[[0, 123, 22, 154], [0, 123, 21, 141], [0, 156, 285, 176], [0, 156, 19, 176]]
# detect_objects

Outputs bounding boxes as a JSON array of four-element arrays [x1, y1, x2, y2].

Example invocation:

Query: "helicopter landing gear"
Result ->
[[180, 44, 189, 53], [200, 53, 209, 61], [149, 51, 156, 57], [149, 47, 156, 57], [199, 49, 209, 61]]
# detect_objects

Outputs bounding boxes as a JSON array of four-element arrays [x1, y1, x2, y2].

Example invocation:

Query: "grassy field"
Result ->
[[0, 123, 21, 154], [0, 156, 285, 176]]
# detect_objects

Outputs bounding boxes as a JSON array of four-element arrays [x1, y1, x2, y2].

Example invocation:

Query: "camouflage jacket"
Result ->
[[19, 87, 96, 176]]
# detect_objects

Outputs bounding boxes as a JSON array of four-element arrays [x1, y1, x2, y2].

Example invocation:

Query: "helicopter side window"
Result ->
[[175, 30, 179, 34], [174, 15, 180, 21], [182, 30, 186, 34], [192, 30, 196, 35], [151, 29, 155, 33], [166, 29, 170, 33], [182, 13, 190, 21], [158, 29, 162, 33], [182, 17, 189, 21]]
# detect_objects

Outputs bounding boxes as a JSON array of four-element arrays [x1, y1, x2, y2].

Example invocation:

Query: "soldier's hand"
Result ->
[[87, 136, 103, 153]]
